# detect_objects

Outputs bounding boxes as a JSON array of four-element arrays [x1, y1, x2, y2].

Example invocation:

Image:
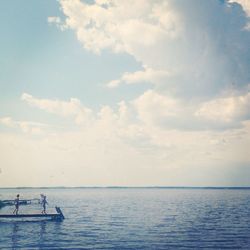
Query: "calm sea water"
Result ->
[[0, 188, 250, 249]]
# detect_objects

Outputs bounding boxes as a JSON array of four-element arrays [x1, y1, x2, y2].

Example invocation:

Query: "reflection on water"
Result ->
[[11, 222, 19, 249], [3, 219, 62, 249], [9, 221, 48, 249], [1, 188, 250, 249], [38, 221, 46, 249]]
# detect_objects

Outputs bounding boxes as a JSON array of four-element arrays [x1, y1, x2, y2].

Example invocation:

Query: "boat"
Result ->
[[0, 206, 65, 221]]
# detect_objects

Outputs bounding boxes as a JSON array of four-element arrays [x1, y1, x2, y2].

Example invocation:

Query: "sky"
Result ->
[[0, 0, 250, 187]]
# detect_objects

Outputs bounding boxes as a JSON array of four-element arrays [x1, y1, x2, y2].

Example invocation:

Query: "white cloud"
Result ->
[[21, 93, 93, 126], [55, 0, 249, 130], [20, 89, 250, 134], [58, 0, 181, 55], [0, 117, 15, 128], [0, 117, 46, 135], [47, 16, 66, 30], [133, 90, 250, 130], [48, 16, 61, 24], [195, 92, 250, 123], [107, 67, 170, 88], [56, 0, 250, 99], [1, 91, 250, 186], [1, 115, 250, 187], [134, 90, 180, 126], [2, 1, 250, 186], [44, 0, 250, 134]]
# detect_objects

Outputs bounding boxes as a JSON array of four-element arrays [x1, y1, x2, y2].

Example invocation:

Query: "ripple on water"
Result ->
[[1, 188, 250, 249]]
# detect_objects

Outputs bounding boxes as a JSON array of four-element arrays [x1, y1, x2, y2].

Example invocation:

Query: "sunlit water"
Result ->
[[1, 188, 250, 249]]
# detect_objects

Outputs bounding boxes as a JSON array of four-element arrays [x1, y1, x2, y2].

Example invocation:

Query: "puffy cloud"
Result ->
[[51, 0, 250, 131], [20, 88, 250, 134], [48, 16, 61, 24], [56, 0, 250, 99], [0, 117, 15, 128], [1, 91, 250, 186], [58, 0, 181, 54], [1, 113, 250, 186], [195, 92, 250, 123], [21, 93, 93, 126], [0, 117, 46, 134], [107, 67, 170, 88], [2, 0, 250, 186], [43, 1, 250, 133], [134, 90, 250, 130], [48, 16, 66, 31], [134, 90, 181, 126]]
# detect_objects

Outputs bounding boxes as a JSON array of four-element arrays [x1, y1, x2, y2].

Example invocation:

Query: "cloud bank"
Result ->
[[45, 0, 250, 131], [57, 0, 250, 99], [1, 0, 250, 186]]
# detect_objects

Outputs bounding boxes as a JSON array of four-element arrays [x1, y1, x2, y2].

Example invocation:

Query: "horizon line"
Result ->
[[1, 186, 250, 189]]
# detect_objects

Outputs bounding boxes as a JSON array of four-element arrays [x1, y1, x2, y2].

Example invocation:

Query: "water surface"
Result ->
[[0, 188, 250, 249]]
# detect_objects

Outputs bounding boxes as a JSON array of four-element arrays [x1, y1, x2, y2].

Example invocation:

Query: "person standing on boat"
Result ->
[[41, 194, 48, 214], [13, 194, 20, 215]]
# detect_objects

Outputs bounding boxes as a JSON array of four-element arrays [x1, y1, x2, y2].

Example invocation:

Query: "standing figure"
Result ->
[[41, 194, 48, 214], [13, 194, 20, 215]]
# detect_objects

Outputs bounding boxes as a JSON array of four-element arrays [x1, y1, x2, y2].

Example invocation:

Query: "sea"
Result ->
[[0, 188, 250, 249]]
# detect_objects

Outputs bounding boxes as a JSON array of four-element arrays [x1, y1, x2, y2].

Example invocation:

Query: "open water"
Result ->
[[0, 188, 250, 249]]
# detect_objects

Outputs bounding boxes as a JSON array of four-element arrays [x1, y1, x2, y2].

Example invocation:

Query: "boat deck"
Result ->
[[0, 207, 64, 221], [0, 213, 59, 218]]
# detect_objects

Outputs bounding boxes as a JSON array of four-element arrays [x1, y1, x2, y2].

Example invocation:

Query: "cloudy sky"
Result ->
[[0, 0, 250, 187]]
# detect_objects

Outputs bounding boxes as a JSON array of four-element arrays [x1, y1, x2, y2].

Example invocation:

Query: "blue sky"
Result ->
[[0, 0, 144, 115], [0, 0, 250, 187]]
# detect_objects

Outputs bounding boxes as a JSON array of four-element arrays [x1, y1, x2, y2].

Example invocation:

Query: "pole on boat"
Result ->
[[55, 206, 65, 220]]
